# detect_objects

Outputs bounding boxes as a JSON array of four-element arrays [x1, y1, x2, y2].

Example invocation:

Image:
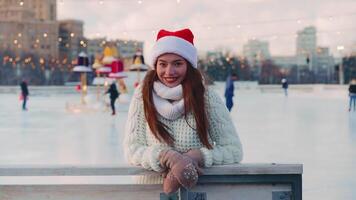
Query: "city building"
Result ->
[[243, 39, 271, 65], [58, 19, 85, 64], [242, 39, 270, 80], [115, 39, 144, 68], [85, 38, 144, 69], [296, 26, 317, 69], [272, 56, 298, 68], [0, 0, 58, 59], [114, 39, 144, 59], [0, 0, 56, 22], [314, 47, 335, 83], [87, 37, 106, 59], [351, 43, 356, 56]]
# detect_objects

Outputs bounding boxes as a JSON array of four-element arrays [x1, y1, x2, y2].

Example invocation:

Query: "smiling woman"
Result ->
[[123, 28, 243, 194], [156, 54, 188, 88]]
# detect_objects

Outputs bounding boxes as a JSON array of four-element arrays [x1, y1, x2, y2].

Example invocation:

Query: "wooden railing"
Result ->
[[0, 163, 302, 200]]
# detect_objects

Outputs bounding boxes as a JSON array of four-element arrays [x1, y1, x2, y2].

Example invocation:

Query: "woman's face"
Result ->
[[156, 53, 188, 88]]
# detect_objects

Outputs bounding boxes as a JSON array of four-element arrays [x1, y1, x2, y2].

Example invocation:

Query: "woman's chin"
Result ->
[[163, 81, 180, 88]]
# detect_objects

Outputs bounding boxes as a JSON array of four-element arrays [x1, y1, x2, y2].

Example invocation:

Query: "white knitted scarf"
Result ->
[[153, 81, 184, 120]]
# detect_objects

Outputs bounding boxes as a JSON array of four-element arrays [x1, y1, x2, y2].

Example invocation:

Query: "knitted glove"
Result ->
[[184, 149, 204, 173], [162, 171, 181, 194], [160, 149, 204, 194], [159, 150, 199, 190]]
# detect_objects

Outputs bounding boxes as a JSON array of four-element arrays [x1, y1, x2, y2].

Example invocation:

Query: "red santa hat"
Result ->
[[149, 28, 197, 68]]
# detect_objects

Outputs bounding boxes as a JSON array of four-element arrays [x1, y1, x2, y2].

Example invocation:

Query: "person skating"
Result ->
[[348, 78, 356, 112], [20, 80, 29, 111], [225, 73, 238, 112], [105, 82, 120, 115], [124, 28, 243, 194], [281, 78, 289, 97]]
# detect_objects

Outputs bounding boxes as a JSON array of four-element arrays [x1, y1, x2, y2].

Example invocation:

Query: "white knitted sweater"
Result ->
[[123, 85, 243, 172]]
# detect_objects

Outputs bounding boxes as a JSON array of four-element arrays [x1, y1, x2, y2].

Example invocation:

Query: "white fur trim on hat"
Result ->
[[149, 36, 197, 69]]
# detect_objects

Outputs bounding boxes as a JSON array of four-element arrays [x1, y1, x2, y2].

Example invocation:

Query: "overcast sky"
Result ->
[[57, 0, 356, 57]]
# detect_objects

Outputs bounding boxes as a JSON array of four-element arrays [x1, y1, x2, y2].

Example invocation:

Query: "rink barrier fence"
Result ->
[[0, 163, 303, 200]]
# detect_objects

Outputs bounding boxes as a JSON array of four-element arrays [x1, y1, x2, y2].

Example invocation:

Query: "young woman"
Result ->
[[124, 28, 243, 194]]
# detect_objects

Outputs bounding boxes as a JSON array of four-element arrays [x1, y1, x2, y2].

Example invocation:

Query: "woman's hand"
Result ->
[[159, 149, 204, 194], [183, 149, 204, 174], [159, 150, 199, 190]]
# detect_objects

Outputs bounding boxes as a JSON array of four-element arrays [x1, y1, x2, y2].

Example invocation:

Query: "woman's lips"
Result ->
[[164, 77, 178, 83]]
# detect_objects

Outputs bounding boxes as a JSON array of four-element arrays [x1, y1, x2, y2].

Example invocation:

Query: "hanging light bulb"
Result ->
[[177, 0, 181, 3], [336, 45, 344, 51], [138, 0, 143, 4], [99, 0, 104, 5], [19, 1, 24, 6]]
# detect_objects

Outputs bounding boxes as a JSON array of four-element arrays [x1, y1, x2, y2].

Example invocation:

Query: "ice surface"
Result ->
[[0, 74, 355, 199]]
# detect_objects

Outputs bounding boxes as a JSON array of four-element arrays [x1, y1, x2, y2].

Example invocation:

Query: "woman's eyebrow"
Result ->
[[172, 59, 184, 62], [157, 59, 184, 63], [157, 59, 167, 63]]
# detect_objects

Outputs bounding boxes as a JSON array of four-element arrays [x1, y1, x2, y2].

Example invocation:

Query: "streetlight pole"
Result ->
[[339, 60, 344, 85], [337, 45, 345, 85]]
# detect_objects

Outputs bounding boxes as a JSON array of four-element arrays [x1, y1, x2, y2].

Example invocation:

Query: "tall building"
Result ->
[[351, 43, 356, 56], [29, 0, 57, 22], [0, 0, 56, 21], [243, 39, 271, 65], [242, 39, 270, 80], [58, 20, 85, 64], [314, 47, 335, 83], [296, 26, 317, 56], [296, 26, 317, 70], [0, 0, 58, 59]]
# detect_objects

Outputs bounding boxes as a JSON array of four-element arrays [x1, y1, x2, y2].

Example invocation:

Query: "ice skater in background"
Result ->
[[105, 82, 120, 115], [281, 78, 288, 97], [20, 79, 29, 111], [225, 73, 238, 112], [348, 78, 356, 112]]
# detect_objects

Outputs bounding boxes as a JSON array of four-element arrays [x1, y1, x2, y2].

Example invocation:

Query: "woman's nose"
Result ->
[[165, 65, 175, 75]]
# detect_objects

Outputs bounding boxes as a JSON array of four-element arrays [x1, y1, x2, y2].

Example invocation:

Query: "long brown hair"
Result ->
[[142, 63, 213, 149]]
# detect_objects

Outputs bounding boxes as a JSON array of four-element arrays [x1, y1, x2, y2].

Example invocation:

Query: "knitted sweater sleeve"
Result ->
[[200, 88, 243, 167], [123, 86, 167, 172]]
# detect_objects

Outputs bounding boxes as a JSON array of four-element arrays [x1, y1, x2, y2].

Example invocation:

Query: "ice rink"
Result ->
[[0, 77, 355, 200]]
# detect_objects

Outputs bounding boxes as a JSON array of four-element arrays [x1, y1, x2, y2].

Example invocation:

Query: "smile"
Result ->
[[164, 77, 179, 82]]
